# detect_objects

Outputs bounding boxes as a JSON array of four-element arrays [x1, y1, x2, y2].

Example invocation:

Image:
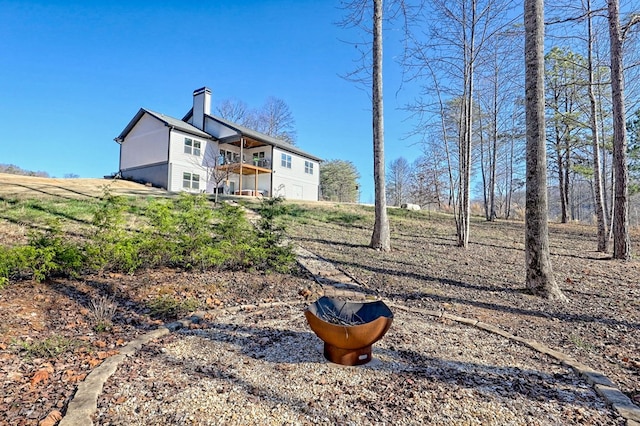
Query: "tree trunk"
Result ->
[[479, 108, 490, 221], [490, 61, 498, 221], [587, 0, 608, 252], [370, 0, 391, 251], [607, 0, 631, 260], [457, 0, 475, 248], [564, 136, 571, 221], [556, 144, 567, 223], [524, 0, 566, 300]]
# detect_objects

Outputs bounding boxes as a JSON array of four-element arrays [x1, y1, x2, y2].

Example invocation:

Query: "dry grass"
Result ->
[[0, 172, 166, 200], [281, 202, 640, 402]]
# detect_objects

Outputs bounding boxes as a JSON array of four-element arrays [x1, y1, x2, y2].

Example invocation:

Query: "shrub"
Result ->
[[27, 224, 85, 281], [12, 335, 82, 359], [0, 192, 299, 285], [0, 247, 10, 289], [147, 294, 199, 320], [88, 295, 118, 332]]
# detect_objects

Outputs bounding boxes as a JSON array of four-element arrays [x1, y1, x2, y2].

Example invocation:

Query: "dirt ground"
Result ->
[[0, 174, 639, 424], [284, 209, 640, 406], [0, 269, 313, 426]]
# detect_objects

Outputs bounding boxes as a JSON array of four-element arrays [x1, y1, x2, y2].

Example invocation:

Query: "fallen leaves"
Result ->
[[63, 369, 87, 383], [38, 409, 62, 426], [30, 363, 54, 387]]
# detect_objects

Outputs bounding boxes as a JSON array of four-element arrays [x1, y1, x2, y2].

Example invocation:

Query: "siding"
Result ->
[[120, 114, 170, 169], [271, 147, 319, 201], [120, 163, 169, 189], [167, 129, 216, 192]]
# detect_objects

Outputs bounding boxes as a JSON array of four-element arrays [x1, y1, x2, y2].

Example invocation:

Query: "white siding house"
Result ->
[[115, 87, 322, 200]]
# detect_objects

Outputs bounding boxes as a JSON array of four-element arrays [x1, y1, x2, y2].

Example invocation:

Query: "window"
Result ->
[[219, 149, 240, 164], [305, 161, 314, 175], [184, 138, 201, 156], [182, 172, 200, 190], [281, 153, 292, 169]]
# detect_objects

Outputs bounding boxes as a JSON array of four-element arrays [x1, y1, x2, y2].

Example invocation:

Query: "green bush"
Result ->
[[12, 335, 82, 359], [0, 192, 299, 286], [0, 246, 10, 289], [86, 191, 135, 272], [0, 223, 85, 283], [147, 294, 199, 319], [27, 224, 85, 281]]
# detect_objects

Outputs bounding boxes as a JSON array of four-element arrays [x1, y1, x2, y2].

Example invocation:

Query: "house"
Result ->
[[114, 87, 322, 201]]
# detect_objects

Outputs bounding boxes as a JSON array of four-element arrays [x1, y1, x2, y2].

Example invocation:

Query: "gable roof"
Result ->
[[183, 108, 322, 162], [115, 108, 214, 143], [210, 115, 323, 162]]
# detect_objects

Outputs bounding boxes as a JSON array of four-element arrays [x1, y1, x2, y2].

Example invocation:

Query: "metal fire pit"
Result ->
[[304, 296, 393, 366]]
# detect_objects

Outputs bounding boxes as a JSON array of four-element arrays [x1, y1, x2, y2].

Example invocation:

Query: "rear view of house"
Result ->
[[114, 87, 321, 201]]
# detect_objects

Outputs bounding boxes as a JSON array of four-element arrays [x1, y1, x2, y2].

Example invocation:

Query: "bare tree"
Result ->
[[585, 0, 609, 252], [608, 0, 632, 260], [216, 99, 250, 124], [410, 153, 449, 208], [524, 0, 566, 299], [339, 0, 391, 251], [216, 97, 297, 145], [189, 142, 227, 202], [401, 0, 517, 247], [370, 0, 391, 250], [386, 157, 413, 206], [254, 97, 297, 145]]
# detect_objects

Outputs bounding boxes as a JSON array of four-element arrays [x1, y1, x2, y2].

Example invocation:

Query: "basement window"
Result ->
[[183, 172, 200, 190]]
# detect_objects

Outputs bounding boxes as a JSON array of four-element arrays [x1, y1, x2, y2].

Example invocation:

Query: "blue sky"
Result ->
[[0, 0, 422, 203]]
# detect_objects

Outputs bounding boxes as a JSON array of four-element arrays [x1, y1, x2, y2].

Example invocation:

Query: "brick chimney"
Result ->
[[192, 87, 211, 130]]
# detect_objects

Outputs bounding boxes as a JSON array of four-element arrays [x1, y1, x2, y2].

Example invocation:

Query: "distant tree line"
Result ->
[[0, 164, 49, 177]]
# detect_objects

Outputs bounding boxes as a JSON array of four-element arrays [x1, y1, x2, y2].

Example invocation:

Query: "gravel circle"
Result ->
[[94, 303, 623, 425]]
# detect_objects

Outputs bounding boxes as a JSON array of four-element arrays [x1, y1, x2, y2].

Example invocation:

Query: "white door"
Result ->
[[292, 184, 303, 200]]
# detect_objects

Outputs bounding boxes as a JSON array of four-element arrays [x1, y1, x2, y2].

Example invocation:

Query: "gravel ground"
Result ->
[[94, 303, 623, 425]]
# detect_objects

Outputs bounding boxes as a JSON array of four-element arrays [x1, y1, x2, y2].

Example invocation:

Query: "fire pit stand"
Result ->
[[304, 296, 393, 366]]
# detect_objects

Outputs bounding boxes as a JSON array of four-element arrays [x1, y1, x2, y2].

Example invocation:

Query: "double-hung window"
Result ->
[[304, 161, 314, 174], [281, 153, 292, 169], [184, 138, 201, 156], [183, 172, 200, 190]]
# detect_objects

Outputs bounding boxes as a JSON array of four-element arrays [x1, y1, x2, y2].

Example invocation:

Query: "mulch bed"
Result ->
[[0, 269, 312, 426]]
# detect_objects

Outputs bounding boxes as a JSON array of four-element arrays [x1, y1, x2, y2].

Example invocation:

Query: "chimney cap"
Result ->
[[193, 87, 211, 95]]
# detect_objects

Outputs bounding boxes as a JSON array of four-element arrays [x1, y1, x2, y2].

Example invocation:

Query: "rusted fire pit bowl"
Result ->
[[304, 296, 393, 366]]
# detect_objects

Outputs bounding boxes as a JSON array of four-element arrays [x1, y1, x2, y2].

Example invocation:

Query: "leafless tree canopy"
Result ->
[[215, 97, 297, 145]]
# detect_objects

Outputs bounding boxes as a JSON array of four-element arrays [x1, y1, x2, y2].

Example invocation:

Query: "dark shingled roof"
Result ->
[[206, 114, 323, 162], [114, 108, 214, 143], [182, 108, 322, 162]]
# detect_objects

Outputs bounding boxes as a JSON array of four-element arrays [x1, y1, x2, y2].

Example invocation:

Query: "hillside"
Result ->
[[0, 176, 639, 424], [0, 173, 167, 199]]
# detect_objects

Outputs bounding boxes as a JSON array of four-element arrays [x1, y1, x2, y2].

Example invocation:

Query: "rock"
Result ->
[[400, 203, 420, 211]]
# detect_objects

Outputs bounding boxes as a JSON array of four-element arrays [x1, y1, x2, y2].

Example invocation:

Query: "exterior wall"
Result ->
[[119, 114, 169, 170], [271, 147, 319, 201], [167, 128, 217, 192], [118, 107, 320, 199], [120, 163, 169, 189], [245, 146, 272, 168]]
